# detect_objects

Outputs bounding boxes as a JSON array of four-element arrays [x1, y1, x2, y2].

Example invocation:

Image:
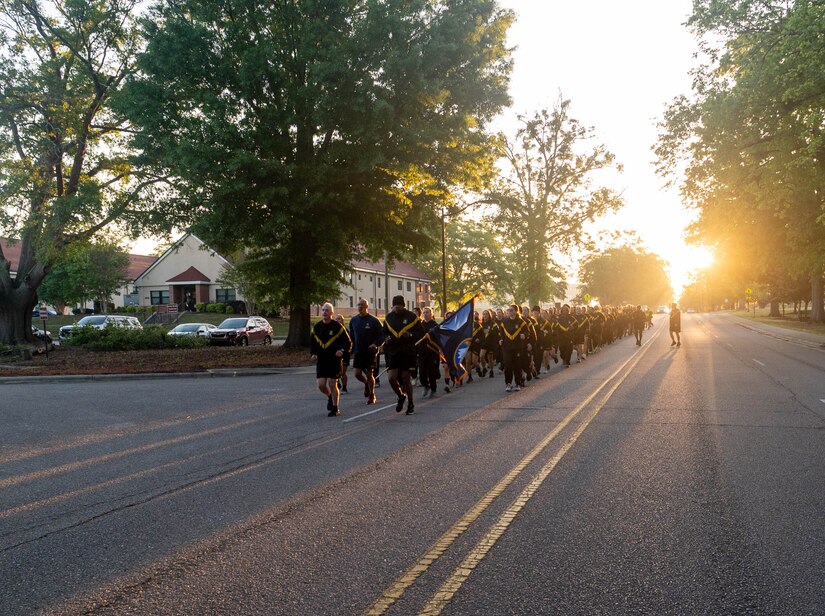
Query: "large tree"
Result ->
[[579, 245, 672, 308], [38, 238, 129, 314], [656, 0, 825, 322], [120, 0, 513, 346], [487, 99, 624, 307], [0, 0, 160, 345]]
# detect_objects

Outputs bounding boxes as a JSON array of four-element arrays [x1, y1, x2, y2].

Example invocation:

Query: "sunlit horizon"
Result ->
[[663, 244, 714, 299]]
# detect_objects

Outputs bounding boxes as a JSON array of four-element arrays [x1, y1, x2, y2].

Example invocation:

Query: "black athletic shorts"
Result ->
[[353, 349, 377, 371], [386, 350, 417, 372], [316, 356, 342, 379]]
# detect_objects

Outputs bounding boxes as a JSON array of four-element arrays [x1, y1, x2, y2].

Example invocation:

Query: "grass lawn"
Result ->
[[731, 307, 825, 337]]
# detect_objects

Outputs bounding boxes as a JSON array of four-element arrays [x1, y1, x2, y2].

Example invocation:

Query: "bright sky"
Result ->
[[494, 0, 706, 296]]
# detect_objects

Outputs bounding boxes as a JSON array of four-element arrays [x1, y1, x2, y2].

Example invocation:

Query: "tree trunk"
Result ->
[[0, 289, 38, 346], [283, 229, 314, 348], [811, 272, 824, 324], [0, 233, 47, 345], [769, 298, 781, 317], [285, 305, 310, 348], [284, 250, 311, 348]]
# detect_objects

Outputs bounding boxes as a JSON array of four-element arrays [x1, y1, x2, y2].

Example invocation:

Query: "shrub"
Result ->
[[66, 324, 209, 351], [206, 303, 223, 313], [195, 302, 206, 312], [224, 304, 234, 314]]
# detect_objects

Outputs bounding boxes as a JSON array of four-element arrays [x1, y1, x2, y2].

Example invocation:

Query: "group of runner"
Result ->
[[310, 296, 681, 417]]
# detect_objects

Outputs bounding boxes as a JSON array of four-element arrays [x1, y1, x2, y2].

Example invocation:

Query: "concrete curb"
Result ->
[[0, 367, 289, 385]]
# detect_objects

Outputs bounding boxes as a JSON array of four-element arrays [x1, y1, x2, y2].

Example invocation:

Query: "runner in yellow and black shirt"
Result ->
[[310, 302, 352, 417], [383, 295, 424, 415]]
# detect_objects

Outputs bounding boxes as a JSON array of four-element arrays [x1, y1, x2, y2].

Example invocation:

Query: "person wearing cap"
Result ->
[[382, 295, 424, 414], [310, 302, 352, 417]]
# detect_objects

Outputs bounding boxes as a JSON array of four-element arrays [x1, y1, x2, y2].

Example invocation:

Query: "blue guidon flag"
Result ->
[[427, 296, 476, 381]]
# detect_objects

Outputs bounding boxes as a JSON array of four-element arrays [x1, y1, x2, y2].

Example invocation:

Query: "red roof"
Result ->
[[127, 254, 158, 280], [350, 257, 430, 280], [1, 237, 155, 281], [166, 266, 211, 283]]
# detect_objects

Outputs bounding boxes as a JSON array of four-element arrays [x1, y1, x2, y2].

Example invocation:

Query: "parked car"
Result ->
[[59, 315, 143, 341], [209, 316, 273, 346], [655, 306, 670, 314], [168, 323, 217, 337]]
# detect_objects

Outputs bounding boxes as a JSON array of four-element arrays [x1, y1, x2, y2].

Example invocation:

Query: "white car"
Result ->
[[168, 323, 217, 337], [58, 315, 143, 341]]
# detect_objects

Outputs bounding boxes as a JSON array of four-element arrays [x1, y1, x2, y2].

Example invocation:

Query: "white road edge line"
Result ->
[[343, 402, 397, 423], [753, 359, 766, 367]]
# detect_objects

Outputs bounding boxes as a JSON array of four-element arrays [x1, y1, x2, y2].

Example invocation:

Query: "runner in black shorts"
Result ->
[[348, 299, 384, 405], [310, 302, 352, 417], [383, 295, 424, 415]]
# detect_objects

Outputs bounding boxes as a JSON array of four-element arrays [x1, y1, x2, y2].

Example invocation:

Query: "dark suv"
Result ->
[[209, 316, 273, 346]]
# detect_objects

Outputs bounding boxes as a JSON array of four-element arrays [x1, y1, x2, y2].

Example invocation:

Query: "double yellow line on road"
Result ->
[[365, 330, 660, 616]]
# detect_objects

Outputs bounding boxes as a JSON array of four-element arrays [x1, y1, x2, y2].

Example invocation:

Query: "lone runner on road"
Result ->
[[669, 302, 682, 347]]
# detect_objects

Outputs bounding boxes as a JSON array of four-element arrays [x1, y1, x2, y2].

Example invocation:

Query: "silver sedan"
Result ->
[[167, 323, 218, 337]]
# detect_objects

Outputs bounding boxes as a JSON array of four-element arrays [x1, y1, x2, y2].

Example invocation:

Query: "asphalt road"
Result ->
[[1, 313, 823, 615]]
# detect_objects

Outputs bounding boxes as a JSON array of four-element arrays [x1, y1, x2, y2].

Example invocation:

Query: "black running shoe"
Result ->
[[405, 404, 415, 415], [327, 396, 333, 411], [328, 407, 340, 417], [396, 394, 406, 412]]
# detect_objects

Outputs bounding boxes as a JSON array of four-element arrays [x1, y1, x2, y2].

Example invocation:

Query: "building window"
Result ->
[[406, 281, 412, 292], [378, 278, 381, 288], [397, 280, 402, 291], [370, 297, 374, 305], [150, 290, 169, 305], [216, 288, 236, 303], [369, 275, 373, 282], [358, 274, 362, 280], [349, 296, 354, 308], [378, 298, 382, 309]]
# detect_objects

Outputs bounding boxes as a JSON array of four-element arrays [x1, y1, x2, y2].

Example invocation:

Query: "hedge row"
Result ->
[[66, 325, 210, 351]]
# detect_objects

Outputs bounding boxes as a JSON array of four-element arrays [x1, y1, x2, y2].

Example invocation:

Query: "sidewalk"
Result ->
[[724, 313, 825, 349]]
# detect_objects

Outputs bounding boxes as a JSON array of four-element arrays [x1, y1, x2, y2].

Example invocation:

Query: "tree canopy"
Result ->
[[120, 0, 513, 345], [0, 0, 161, 344], [416, 216, 518, 314], [579, 246, 672, 308], [487, 99, 623, 307], [38, 239, 129, 314], [656, 0, 825, 321]]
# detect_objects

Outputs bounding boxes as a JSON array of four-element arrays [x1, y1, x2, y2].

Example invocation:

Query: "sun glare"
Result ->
[[666, 245, 714, 297]]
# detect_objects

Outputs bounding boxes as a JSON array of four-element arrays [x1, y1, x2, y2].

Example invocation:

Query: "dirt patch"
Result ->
[[0, 344, 312, 377]]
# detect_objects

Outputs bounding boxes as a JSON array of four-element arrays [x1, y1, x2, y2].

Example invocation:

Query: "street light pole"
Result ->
[[441, 208, 447, 317], [437, 197, 496, 318]]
